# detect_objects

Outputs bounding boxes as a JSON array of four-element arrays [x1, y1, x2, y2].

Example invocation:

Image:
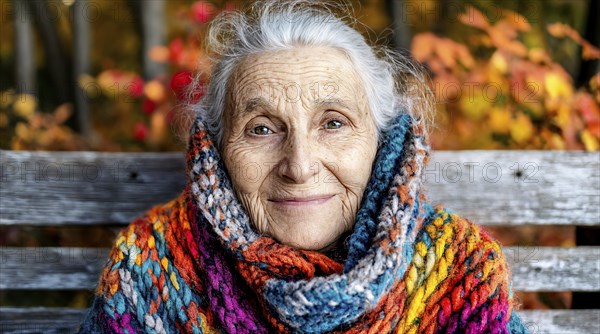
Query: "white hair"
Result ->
[[188, 0, 433, 150]]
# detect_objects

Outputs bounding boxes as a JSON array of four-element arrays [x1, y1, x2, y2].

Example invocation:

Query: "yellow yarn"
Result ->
[[170, 272, 180, 290], [148, 235, 156, 249]]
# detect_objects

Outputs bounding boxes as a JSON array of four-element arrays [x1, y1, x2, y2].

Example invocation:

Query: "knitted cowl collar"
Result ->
[[186, 110, 430, 333]]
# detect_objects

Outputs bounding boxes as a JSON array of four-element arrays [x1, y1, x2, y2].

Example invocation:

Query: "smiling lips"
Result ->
[[269, 195, 334, 206]]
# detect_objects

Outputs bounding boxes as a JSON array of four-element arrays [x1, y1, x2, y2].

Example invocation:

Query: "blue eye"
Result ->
[[250, 125, 272, 136], [324, 120, 343, 129]]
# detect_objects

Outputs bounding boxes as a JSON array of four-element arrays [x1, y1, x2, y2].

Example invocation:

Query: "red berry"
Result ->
[[191, 1, 216, 24], [170, 71, 194, 100], [142, 98, 157, 115], [169, 38, 185, 64], [133, 122, 148, 141], [128, 76, 144, 98]]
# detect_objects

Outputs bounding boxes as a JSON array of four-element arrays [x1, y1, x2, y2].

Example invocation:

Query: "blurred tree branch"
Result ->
[[14, 1, 35, 96], [577, 0, 600, 86], [26, 0, 71, 105], [387, 0, 412, 51]]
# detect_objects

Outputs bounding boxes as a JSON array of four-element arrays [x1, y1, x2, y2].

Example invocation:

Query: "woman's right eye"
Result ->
[[249, 125, 273, 136]]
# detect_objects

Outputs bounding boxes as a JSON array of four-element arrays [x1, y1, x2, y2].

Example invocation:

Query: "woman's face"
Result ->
[[222, 47, 378, 251]]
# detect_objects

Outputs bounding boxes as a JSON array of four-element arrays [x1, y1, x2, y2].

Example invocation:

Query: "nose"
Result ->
[[278, 132, 319, 184]]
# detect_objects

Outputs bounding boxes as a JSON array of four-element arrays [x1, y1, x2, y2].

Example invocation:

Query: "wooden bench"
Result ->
[[1, 150, 598, 333]]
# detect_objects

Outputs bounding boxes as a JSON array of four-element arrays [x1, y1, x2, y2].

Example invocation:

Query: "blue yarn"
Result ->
[[344, 112, 413, 272], [507, 312, 531, 333], [264, 277, 366, 333]]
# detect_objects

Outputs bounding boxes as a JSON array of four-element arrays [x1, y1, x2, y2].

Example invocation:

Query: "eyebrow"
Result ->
[[314, 99, 354, 112], [240, 97, 272, 117], [236, 97, 357, 118]]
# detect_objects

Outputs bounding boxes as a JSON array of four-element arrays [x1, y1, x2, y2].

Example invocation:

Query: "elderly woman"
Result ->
[[79, 1, 529, 333]]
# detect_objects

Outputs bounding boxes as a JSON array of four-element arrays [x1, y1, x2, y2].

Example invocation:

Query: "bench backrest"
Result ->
[[1, 150, 599, 334]]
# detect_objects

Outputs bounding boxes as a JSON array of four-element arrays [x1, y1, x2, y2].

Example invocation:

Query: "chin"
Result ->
[[276, 229, 341, 251]]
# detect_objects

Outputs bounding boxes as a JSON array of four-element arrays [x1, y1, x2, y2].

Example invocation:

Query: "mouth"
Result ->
[[268, 195, 335, 206]]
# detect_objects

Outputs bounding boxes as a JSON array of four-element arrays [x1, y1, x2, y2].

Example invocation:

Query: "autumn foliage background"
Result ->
[[0, 0, 598, 310], [2, 0, 598, 152]]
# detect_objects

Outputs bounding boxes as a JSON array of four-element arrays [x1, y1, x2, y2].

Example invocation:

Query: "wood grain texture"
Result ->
[[0, 307, 87, 334], [1, 150, 598, 226], [425, 150, 600, 226], [0, 151, 187, 226], [505, 246, 600, 292], [0, 247, 107, 290], [0, 307, 597, 334], [1, 246, 598, 292], [519, 309, 600, 334]]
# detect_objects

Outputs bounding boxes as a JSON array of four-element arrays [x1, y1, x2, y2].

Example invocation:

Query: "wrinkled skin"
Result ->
[[222, 47, 378, 251]]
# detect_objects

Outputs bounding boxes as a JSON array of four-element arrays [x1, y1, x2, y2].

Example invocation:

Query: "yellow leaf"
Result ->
[[460, 89, 492, 121], [490, 51, 508, 74], [510, 113, 534, 144], [489, 108, 511, 133], [581, 129, 599, 151], [553, 104, 571, 128], [545, 73, 573, 99], [13, 94, 37, 119], [551, 133, 566, 150]]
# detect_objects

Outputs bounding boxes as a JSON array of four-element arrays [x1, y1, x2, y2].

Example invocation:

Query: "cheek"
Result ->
[[328, 134, 377, 188], [223, 146, 268, 194]]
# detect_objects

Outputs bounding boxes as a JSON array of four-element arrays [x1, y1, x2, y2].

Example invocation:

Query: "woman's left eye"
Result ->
[[324, 119, 343, 130]]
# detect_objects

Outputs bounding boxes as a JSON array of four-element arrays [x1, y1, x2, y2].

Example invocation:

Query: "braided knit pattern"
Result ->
[[79, 112, 526, 334]]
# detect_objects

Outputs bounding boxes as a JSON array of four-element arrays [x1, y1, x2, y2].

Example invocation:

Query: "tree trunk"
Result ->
[[141, 0, 166, 80], [577, 0, 600, 86], [14, 0, 36, 96], [26, 0, 71, 105], [386, 0, 412, 51], [72, 0, 95, 146]]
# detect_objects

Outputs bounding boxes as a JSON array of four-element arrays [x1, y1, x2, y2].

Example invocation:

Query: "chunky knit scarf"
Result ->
[[79, 112, 529, 334]]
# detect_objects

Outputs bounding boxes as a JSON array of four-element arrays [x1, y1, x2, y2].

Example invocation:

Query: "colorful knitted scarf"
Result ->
[[79, 112, 529, 333]]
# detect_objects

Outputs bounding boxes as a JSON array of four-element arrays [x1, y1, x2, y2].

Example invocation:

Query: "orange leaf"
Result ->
[[499, 9, 531, 32], [436, 39, 457, 68], [547, 23, 600, 60], [459, 6, 490, 30], [456, 44, 475, 69], [411, 33, 437, 62], [547, 23, 569, 38], [53, 104, 73, 124]]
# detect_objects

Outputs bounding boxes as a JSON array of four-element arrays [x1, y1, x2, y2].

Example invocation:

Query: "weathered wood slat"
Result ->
[[519, 309, 600, 334], [424, 150, 600, 226], [1, 246, 598, 291], [504, 246, 600, 292], [1, 150, 598, 226], [0, 307, 87, 334], [0, 307, 597, 334], [0, 247, 108, 290], [0, 151, 187, 226]]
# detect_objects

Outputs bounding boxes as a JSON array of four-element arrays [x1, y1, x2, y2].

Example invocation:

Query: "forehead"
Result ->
[[229, 47, 364, 106]]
